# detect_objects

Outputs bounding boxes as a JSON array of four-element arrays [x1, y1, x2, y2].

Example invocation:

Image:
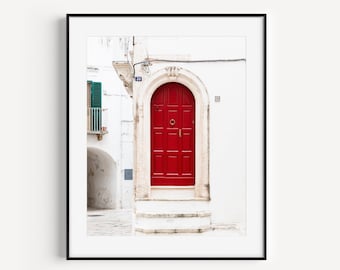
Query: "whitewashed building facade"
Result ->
[[87, 37, 134, 210], [88, 36, 247, 234]]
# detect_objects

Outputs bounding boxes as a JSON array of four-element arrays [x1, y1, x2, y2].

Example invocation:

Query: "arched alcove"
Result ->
[[87, 147, 117, 209], [134, 67, 210, 199]]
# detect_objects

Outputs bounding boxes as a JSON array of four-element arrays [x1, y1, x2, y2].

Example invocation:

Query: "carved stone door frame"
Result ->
[[134, 67, 210, 200]]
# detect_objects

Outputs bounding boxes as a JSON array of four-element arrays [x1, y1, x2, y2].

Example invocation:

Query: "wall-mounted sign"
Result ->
[[124, 169, 133, 180], [135, 76, 142, 82]]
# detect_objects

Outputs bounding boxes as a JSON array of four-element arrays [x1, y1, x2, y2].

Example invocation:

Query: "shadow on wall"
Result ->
[[87, 147, 117, 209]]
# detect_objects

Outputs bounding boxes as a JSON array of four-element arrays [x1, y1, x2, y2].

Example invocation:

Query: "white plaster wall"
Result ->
[[87, 37, 134, 209], [121, 119, 134, 208], [3, 1, 340, 269], [208, 61, 246, 228]]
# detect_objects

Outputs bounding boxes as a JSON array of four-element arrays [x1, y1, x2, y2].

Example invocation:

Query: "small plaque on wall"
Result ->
[[124, 169, 133, 180]]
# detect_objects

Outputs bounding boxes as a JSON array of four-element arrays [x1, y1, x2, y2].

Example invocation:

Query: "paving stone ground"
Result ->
[[87, 208, 133, 236], [87, 208, 242, 236]]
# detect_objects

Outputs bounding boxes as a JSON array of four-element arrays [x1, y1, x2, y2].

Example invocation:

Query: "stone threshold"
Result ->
[[150, 186, 195, 189], [136, 211, 211, 218], [135, 198, 210, 201], [135, 226, 211, 234]]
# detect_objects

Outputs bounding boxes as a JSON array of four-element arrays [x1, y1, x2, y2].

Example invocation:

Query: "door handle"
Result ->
[[179, 129, 182, 137], [169, 118, 176, 126]]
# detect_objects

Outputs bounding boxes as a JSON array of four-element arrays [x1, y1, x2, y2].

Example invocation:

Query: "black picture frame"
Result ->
[[67, 13, 266, 260]]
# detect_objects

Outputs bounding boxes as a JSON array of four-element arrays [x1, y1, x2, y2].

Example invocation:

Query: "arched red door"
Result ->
[[151, 82, 195, 186]]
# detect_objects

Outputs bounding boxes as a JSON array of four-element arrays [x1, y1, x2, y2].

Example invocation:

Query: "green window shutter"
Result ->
[[91, 82, 102, 108]]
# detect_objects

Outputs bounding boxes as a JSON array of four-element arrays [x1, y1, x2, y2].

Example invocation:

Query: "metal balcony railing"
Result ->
[[87, 107, 107, 135]]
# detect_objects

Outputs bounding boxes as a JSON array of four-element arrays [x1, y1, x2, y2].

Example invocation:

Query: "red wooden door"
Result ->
[[151, 82, 195, 186]]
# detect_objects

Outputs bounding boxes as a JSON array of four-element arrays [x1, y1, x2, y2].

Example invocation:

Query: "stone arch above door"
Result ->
[[134, 67, 209, 200]]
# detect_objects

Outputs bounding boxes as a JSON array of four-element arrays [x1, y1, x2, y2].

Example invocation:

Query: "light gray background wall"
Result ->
[[1, 0, 340, 269]]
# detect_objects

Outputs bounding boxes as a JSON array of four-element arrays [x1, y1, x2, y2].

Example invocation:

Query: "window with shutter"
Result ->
[[87, 81, 103, 135], [91, 82, 102, 108]]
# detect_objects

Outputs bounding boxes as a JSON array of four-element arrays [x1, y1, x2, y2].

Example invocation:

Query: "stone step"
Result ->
[[134, 199, 211, 233], [135, 227, 210, 234], [135, 214, 211, 232], [136, 211, 211, 218], [135, 199, 210, 213]]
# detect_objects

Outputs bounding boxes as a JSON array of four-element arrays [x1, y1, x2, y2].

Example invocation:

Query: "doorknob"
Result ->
[[169, 118, 176, 126], [179, 129, 182, 137]]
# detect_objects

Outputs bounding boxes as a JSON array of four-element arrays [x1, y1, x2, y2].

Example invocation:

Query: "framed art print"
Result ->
[[67, 14, 266, 259]]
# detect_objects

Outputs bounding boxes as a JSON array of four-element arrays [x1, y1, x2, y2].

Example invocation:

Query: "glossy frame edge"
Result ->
[[66, 13, 267, 260]]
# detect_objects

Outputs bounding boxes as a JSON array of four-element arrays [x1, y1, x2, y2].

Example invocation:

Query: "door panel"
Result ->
[[152, 109, 164, 127], [153, 132, 164, 150], [181, 133, 192, 151], [182, 110, 193, 127], [167, 132, 179, 150], [182, 155, 192, 174], [166, 155, 179, 174], [151, 82, 195, 186], [153, 155, 164, 174]]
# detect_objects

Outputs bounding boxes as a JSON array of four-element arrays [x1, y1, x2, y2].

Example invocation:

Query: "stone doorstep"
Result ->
[[135, 201, 212, 233], [135, 200, 211, 212], [134, 226, 211, 234], [135, 197, 209, 201], [136, 211, 211, 218]]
